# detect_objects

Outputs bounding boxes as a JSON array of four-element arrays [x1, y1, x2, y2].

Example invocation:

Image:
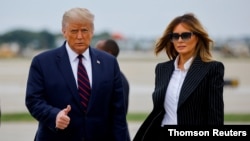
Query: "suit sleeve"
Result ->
[[112, 59, 129, 141], [25, 56, 60, 131]]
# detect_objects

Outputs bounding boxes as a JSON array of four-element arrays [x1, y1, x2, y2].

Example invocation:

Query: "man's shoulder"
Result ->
[[90, 47, 116, 60]]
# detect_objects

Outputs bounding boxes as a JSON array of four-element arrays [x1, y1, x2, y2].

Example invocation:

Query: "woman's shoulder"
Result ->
[[157, 59, 174, 66], [206, 60, 224, 67], [203, 60, 225, 72]]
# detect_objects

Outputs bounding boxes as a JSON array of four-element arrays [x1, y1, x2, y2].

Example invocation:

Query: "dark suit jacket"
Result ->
[[134, 56, 224, 141], [120, 72, 129, 114], [25, 42, 128, 141]]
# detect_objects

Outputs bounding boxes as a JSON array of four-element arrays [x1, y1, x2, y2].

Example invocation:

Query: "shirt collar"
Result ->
[[65, 42, 90, 62], [174, 55, 193, 71]]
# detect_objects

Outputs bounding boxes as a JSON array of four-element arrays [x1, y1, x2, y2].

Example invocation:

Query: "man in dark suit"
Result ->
[[95, 39, 130, 114], [25, 7, 129, 141], [96, 39, 130, 141]]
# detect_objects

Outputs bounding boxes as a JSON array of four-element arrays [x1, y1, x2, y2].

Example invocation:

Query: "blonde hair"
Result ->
[[62, 7, 95, 32], [155, 13, 213, 62]]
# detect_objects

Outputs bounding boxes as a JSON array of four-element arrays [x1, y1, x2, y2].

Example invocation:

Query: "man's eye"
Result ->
[[71, 30, 78, 34], [82, 29, 88, 33]]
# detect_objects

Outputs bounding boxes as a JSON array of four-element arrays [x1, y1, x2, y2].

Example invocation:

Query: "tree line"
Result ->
[[0, 29, 112, 50]]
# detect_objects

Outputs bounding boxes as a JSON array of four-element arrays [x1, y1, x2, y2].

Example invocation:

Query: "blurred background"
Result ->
[[0, 0, 250, 140]]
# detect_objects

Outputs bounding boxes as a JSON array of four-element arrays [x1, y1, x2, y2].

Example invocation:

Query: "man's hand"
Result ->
[[55, 105, 71, 130]]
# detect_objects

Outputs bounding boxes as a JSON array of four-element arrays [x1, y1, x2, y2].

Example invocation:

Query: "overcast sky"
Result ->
[[1, 0, 250, 39]]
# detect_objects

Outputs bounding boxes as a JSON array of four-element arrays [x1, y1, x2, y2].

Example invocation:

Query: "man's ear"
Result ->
[[62, 29, 66, 38]]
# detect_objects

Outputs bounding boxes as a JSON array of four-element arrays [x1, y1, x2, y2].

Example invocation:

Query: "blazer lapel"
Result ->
[[178, 56, 210, 107], [155, 61, 174, 106]]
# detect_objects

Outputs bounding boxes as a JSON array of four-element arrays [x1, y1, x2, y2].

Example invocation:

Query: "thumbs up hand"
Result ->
[[63, 105, 71, 115], [55, 105, 71, 130]]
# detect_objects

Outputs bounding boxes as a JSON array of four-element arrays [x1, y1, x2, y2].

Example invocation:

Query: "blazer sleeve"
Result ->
[[207, 61, 225, 125]]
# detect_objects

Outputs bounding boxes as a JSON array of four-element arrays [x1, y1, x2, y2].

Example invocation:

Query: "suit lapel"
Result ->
[[85, 48, 102, 110], [178, 56, 210, 108], [56, 45, 84, 110]]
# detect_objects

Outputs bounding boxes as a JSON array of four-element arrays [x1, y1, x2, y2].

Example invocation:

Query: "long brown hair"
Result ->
[[155, 13, 213, 62]]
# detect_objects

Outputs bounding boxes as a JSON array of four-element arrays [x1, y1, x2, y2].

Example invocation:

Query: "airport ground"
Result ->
[[0, 51, 249, 140]]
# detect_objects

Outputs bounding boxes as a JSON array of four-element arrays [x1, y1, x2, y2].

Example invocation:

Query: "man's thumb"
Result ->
[[64, 105, 71, 115]]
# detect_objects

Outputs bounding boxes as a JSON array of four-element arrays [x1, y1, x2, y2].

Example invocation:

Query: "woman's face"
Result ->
[[171, 23, 198, 58]]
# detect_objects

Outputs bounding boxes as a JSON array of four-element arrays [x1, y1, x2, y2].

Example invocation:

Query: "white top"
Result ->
[[161, 55, 193, 125], [66, 42, 92, 87]]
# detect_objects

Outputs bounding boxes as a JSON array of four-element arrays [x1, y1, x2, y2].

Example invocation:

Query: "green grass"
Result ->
[[1, 112, 36, 122], [127, 113, 250, 122], [1, 112, 250, 122], [127, 113, 148, 121], [224, 114, 250, 122]]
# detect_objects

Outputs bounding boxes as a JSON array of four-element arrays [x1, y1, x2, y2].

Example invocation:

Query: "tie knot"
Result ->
[[78, 54, 83, 59]]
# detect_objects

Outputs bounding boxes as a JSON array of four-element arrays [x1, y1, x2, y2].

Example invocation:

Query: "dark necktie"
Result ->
[[77, 55, 91, 112]]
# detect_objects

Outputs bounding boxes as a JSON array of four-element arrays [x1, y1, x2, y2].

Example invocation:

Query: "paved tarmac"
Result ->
[[0, 54, 250, 140], [0, 121, 141, 141], [1, 121, 250, 140], [1, 86, 250, 140]]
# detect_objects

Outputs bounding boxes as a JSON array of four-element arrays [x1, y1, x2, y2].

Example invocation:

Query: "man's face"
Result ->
[[62, 21, 93, 54]]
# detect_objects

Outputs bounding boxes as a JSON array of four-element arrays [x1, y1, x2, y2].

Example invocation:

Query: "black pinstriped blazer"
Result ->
[[134, 56, 224, 141]]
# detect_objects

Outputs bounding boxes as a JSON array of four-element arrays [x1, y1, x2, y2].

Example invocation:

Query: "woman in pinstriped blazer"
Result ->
[[134, 13, 224, 140]]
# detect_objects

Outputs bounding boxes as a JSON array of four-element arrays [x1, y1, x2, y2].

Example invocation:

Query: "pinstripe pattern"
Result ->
[[134, 56, 225, 140]]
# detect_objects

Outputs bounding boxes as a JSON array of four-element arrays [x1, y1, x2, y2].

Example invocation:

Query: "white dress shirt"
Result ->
[[65, 42, 92, 87], [161, 55, 193, 125]]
